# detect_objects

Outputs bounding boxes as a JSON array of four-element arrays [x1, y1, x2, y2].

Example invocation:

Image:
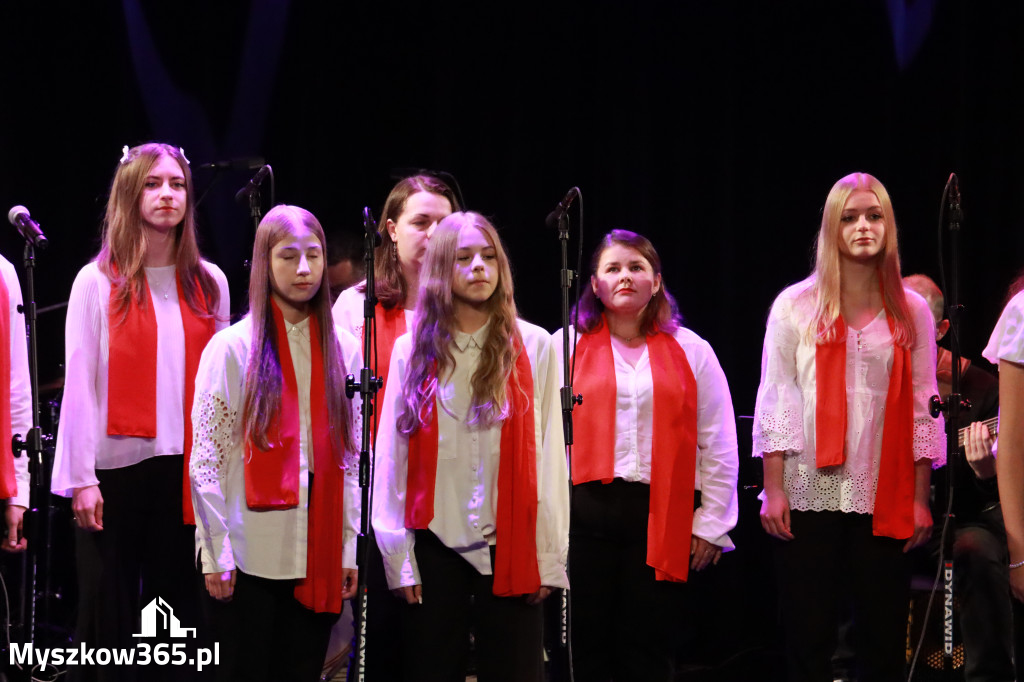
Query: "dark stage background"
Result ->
[[1, 1, 1022, 677]]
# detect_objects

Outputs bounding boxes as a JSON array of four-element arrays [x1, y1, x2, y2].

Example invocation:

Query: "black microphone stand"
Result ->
[[554, 188, 582, 682], [344, 208, 382, 682], [236, 165, 274, 263], [10, 233, 55, 650], [926, 174, 966, 680]]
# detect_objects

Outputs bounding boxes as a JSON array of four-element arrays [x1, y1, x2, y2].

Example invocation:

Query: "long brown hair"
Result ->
[[243, 205, 355, 459], [397, 212, 524, 433], [97, 143, 220, 320], [361, 174, 460, 309], [572, 229, 681, 335], [806, 172, 914, 347]]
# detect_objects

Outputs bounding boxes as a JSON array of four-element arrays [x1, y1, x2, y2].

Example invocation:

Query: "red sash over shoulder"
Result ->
[[0, 275, 17, 499], [815, 313, 915, 539], [406, 339, 541, 597], [106, 270, 216, 524], [244, 300, 347, 613], [362, 303, 407, 440], [572, 321, 698, 582]]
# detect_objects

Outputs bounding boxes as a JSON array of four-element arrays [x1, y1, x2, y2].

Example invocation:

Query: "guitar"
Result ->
[[957, 416, 999, 448]]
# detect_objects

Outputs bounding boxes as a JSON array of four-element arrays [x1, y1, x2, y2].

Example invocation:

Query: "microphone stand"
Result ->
[[10, 235, 55, 650], [236, 164, 273, 268], [926, 174, 966, 680], [344, 208, 382, 682], [555, 188, 582, 682]]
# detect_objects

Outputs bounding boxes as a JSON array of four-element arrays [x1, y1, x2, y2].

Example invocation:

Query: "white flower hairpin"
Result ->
[[119, 145, 131, 165]]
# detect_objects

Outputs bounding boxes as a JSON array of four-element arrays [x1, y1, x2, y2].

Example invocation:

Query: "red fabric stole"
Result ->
[[0, 276, 16, 499], [815, 314, 915, 539], [362, 303, 407, 440], [405, 339, 541, 597], [107, 271, 215, 524], [244, 300, 346, 614], [572, 322, 698, 582]]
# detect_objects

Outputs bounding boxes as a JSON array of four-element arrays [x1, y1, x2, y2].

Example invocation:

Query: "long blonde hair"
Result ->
[[243, 205, 354, 459], [397, 212, 523, 433], [807, 172, 914, 347], [97, 143, 220, 320]]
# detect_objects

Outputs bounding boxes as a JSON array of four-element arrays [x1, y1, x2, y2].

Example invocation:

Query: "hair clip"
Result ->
[[179, 147, 190, 166], [119, 145, 131, 165]]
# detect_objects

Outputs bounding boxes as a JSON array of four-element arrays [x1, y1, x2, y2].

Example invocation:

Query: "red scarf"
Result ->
[[572, 321, 698, 582], [405, 338, 540, 597], [107, 270, 215, 524], [244, 301, 347, 614], [0, 275, 16, 499], [362, 303, 407, 440], [815, 314, 915, 539]]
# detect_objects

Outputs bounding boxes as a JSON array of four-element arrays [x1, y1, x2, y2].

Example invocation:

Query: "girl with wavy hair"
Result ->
[[553, 229, 739, 680], [753, 172, 944, 681], [51, 142, 231, 674], [373, 211, 568, 682], [190, 205, 361, 681]]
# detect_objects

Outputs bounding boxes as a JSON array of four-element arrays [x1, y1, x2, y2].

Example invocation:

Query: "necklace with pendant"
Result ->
[[151, 273, 175, 300]]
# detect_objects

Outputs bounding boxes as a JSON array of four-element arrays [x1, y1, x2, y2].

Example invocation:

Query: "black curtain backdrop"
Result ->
[[4, 1, 1022, 418], [0, 0, 1022, 669]]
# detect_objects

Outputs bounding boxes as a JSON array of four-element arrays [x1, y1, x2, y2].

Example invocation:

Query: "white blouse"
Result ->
[[983, 290, 1024, 367], [52, 261, 230, 496], [189, 315, 362, 579], [1, 256, 31, 508], [372, 319, 570, 591], [752, 280, 945, 514], [331, 282, 415, 341], [551, 326, 739, 549]]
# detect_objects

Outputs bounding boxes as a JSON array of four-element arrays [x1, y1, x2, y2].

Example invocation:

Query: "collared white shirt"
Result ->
[[557, 323, 741, 548], [373, 318, 569, 591], [189, 315, 362, 579], [331, 283, 415, 342], [52, 261, 231, 495], [753, 280, 945, 514], [552, 326, 739, 549], [1, 256, 30, 508]]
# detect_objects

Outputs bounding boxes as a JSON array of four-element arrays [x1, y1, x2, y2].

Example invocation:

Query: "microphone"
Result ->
[[7, 206, 48, 249], [199, 156, 266, 171], [545, 187, 580, 228], [363, 207, 381, 247], [234, 165, 271, 203], [948, 173, 963, 229]]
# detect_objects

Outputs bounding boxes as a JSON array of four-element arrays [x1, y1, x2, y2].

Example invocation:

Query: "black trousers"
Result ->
[[773, 510, 910, 682], [400, 529, 544, 682], [953, 506, 1017, 682], [568, 480, 690, 682], [205, 570, 337, 682], [70, 454, 206, 682]]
